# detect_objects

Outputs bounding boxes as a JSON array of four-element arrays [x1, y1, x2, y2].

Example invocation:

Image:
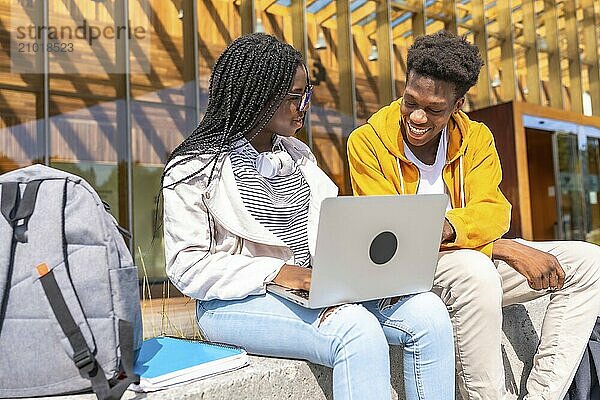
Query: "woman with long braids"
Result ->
[[162, 33, 454, 399]]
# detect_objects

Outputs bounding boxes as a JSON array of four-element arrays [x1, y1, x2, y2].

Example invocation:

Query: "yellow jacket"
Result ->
[[347, 99, 511, 257]]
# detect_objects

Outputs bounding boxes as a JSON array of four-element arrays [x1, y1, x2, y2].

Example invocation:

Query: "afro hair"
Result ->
[[406, 31, 484, 99]]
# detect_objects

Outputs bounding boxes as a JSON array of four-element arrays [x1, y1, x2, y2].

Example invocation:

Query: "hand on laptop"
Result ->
[[272, 264, 311, 290]]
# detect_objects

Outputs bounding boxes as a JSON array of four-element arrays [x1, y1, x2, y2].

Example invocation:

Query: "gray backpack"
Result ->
[[0, 164, 143, 399]]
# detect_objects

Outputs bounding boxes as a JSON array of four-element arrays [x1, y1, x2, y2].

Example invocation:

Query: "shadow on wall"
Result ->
[[0, 81, 206, 169]]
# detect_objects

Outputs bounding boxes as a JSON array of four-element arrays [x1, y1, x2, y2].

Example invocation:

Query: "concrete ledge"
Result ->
[[501, 296, 550, 398], [28, 296, 550, 400]]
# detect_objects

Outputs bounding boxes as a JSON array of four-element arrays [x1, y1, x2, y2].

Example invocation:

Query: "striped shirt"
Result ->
[[230, 139, 311, 267]]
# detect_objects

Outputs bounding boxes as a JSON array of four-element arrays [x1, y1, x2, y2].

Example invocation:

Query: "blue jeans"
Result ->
[[197, 291, 454, 399]]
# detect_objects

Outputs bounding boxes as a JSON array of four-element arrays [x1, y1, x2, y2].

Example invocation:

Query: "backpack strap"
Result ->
[[0, 180, 42, 337], [1, 180, 41, 224], [0, 182, 19, 223], [0, 182, 18, 337], [37, 264, 138, 400]]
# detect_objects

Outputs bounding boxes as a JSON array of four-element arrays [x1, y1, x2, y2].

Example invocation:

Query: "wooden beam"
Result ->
[[264, 4, 289, 16], [542, 0, 562, 109], [376, 0, 394, 105], [114, 0, 132, 234], [316, 1, 336, 25], [240, 0, 255, 35], [363, 8, 404, 37], [259, 0, 278, 11], [362, 19, 377, 38], [336, 0, 355, 194], [33, 0, 48, 164], [391, 16, 413, 40], [366, 14, 472, 39], [521, 0, 541, 104], [351, 1, 376, 26], [411, 0, 425, 38], [442, 0, 457, 35], [564, 0, 583, 113], [421, 1, 443, 19], [496, 1, 516, 102], [318, 1, 377, 28], [183, 0, 199, 126], [512, 101, 533, 239], [393, 43, 407, 75], [390, 1, 420, 13], [291, 0, 311, 147], [336, 0, 356, 119], [581, 0, 600, 116], [291, 0, 308, 59], [472, 0, 490, 108]]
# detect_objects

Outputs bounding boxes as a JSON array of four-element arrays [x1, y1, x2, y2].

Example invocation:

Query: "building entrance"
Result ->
[[525, 124, 600, 244]]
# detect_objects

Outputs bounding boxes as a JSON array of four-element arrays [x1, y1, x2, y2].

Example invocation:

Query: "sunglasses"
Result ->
[[286, 84, 313, 112]]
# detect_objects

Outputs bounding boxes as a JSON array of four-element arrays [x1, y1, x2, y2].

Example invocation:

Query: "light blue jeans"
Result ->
[[197, 291, 454, 399]]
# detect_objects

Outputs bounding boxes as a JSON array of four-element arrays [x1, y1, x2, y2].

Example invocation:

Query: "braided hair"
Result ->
[[162, 33, 304, 188]]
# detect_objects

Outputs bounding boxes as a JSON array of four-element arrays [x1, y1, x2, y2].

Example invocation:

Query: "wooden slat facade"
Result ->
[[2, 0, 600, 275], [3, 0, 600, 173]]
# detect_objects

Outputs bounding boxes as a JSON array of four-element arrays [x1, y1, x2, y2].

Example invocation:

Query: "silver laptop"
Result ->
[[267, 194, 447, 308]]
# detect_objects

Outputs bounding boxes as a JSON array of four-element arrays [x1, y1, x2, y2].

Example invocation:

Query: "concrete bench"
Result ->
[[28, 296, 550, 400]]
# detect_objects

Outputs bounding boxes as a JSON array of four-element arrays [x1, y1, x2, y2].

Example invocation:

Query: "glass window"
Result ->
[[1, 0, 45, 173], [130, 0, 243, 281], [130, 0, 193, 280], [0, 89, 43, 173], [555, 132, 586, 241], [131, 102, 194, 280], [48, 95, 122, 216], [45, 0, 129, 221], [130, 0, 187, 105], [585, 137, 600, 244]]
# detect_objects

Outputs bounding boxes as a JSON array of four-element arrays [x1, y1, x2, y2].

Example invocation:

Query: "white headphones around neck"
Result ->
[[255, 150, 296, 178]]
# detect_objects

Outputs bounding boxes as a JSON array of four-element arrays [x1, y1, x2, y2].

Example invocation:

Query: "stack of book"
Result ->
[[129, 336, 249, 392]]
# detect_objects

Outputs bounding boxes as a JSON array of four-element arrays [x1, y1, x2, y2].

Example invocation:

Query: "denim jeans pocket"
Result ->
[[197, 298, 231, 314], [196, 299, 236, 341]]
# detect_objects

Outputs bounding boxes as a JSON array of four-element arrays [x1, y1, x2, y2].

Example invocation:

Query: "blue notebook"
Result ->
[[130, 336, 248, 392]]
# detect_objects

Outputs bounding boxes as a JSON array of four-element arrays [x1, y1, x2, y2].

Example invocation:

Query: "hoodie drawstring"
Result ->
[[396, 158, 405, 195], [459, 155, 465, 208]]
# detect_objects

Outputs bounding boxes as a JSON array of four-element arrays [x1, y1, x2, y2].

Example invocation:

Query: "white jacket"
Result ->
[[163, 137, 339, 301]]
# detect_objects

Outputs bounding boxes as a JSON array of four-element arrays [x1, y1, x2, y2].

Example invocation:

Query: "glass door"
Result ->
[[523, 115, 600, 244], [585, 137, 600, 245], [553, 132, 586, 240]]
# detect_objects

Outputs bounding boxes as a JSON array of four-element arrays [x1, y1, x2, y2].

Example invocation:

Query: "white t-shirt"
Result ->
[[404, 126, 452, 211]]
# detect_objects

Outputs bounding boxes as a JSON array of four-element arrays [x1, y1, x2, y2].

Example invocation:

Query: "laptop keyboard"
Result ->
[[289, 289, 310, 299]]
